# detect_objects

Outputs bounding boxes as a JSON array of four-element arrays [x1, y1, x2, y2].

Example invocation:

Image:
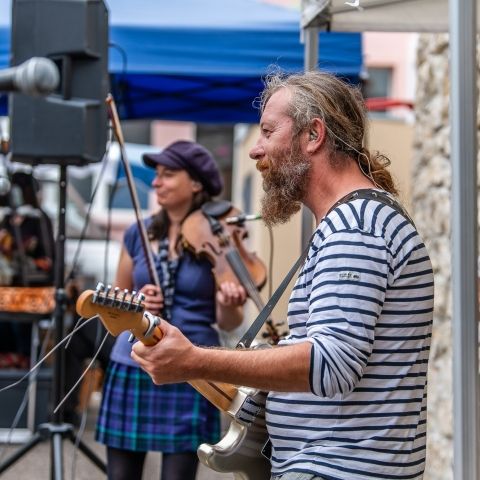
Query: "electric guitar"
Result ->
[[76, 283, 271, 480]]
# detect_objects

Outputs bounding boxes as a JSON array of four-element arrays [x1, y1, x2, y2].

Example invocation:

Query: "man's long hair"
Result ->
[[259, 71, 398, 195]]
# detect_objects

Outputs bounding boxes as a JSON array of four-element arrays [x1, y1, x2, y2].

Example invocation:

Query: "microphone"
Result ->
[[0, 57, 60, 96], [225, 213, 262, 225]]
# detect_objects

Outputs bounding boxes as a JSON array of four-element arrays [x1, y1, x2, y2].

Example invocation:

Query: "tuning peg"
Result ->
[[98, 284, 109, 305], [126, 290, 137, 310], [104, 284, 112, 304], [107, 284, 117, 305], [135, 293, 145, 312], [120, 289, 128, 309], [93, 282, 105, 303], [112, 287, 120, 306]]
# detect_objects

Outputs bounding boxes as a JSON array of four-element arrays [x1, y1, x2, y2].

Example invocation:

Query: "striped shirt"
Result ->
[[267, 196, 434, 480]]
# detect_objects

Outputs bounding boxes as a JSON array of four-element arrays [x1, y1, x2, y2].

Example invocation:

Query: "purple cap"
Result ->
[[143, 140, 223, 196]]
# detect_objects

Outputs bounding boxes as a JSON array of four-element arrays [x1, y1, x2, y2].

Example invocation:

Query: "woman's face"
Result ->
[[151, 165, 201, 211]]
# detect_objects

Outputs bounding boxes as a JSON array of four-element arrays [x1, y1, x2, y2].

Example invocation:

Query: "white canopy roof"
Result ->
[[301, 0, 477, 32]]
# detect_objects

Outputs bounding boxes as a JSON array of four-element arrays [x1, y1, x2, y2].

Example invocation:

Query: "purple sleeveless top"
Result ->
[[110, 219, 219, 366]]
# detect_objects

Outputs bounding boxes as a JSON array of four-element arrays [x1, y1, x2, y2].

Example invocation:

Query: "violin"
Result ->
[[181, 200, 285, 344]]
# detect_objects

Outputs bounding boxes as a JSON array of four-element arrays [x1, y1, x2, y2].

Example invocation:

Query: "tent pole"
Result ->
[[301, 25, 319, 249], [303, 25, 319, 71], [449, 0, 479, 479]]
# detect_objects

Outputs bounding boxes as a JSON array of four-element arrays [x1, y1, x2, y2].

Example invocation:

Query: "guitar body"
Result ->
[[198, 388, 270, 480]]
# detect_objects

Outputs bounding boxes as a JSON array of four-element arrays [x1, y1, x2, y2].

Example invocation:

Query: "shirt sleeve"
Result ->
[[306, 228, 389, 397]]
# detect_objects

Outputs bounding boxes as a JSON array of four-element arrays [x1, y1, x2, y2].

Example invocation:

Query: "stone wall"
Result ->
[[413, 33, 460, 480]]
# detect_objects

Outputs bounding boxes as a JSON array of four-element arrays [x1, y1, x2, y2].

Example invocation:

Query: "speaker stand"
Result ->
[[0, 165, 107, 478]]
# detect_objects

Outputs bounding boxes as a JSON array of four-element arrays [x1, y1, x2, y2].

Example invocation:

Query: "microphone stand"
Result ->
[[0, 165, 106, 478]]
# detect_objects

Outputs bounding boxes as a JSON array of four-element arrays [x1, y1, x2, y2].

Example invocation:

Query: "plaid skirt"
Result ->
[[95, 361, 220, 452]]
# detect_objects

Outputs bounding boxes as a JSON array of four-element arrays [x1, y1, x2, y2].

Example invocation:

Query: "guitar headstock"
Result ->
[[76, 282, 146, 337]]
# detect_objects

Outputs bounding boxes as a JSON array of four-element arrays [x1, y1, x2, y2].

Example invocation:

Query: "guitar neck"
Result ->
[[77, 288, 240, 415], [137, 324, 238, 413]]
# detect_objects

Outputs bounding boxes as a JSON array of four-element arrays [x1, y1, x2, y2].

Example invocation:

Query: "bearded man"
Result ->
[[132, 71, 434, 480]]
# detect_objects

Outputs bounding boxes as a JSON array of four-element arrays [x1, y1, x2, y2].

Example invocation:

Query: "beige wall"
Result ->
[[369, 117, 414, 211], [150, 120, 195, 148]]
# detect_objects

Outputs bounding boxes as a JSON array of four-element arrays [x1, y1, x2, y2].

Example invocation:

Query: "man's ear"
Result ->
[[306, 118, 326, 153]]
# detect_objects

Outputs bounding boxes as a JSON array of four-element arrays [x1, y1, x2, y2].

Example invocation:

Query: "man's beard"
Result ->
[[259, 138, 311, 226]]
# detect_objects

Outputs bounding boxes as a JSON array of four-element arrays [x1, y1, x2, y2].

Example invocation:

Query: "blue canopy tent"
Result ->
[[0, 0, 362, 123]]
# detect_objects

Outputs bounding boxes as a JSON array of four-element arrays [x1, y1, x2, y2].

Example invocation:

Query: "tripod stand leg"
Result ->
[[0, 432, 43, 473], [51, 431, 64, 480], [67, 430, 107, 473]]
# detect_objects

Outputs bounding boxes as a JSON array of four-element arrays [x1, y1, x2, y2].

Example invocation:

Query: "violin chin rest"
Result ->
[[202, 200, 232, 218]]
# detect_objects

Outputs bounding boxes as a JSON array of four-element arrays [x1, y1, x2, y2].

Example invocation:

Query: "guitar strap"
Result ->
[[236, 188, 412, 349]]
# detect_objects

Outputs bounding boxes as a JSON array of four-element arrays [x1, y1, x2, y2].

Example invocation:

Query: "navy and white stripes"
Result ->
[[267, 197, 433, 480]]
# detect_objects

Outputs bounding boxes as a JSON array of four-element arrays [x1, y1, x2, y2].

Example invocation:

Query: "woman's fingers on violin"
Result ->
[[218, 282, 247, 306], [144, 297, 164, 314], [137, 284, 163, 314], [139, 284, 164, 300]]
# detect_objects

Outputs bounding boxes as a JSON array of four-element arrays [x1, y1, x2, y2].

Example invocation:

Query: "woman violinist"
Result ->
[[96, 140, 246, 480]]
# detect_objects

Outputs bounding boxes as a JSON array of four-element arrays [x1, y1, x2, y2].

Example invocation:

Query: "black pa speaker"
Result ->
[[9, 0, 109, 166]]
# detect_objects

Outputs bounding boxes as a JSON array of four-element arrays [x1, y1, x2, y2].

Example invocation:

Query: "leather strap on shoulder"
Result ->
[[328, 188, 415, 227]]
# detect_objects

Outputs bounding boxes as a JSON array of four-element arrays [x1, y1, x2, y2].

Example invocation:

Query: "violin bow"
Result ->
[[105, 94, 161, 288]]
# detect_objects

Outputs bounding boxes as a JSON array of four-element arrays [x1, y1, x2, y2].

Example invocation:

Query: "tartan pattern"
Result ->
[[96, 361, 220, 452]]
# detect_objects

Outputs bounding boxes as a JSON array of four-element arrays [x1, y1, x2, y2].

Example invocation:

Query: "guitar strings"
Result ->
[[54, 330, 110, 414], [0, 315, 98, 395], [0, 315, 97, 468], [64, 314, 89, 350]]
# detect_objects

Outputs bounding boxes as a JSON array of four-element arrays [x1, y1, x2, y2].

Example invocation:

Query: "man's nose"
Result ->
[[249, 141, 264, 160]]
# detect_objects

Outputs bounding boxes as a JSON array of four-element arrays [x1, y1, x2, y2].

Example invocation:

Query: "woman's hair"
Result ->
[[259, 71, 398, 195], [147, 189, 211, 241]]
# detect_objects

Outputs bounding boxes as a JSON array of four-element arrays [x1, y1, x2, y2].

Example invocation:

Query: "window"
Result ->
[[363, 67, 393, 99], [196, 124, 234, 200]]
